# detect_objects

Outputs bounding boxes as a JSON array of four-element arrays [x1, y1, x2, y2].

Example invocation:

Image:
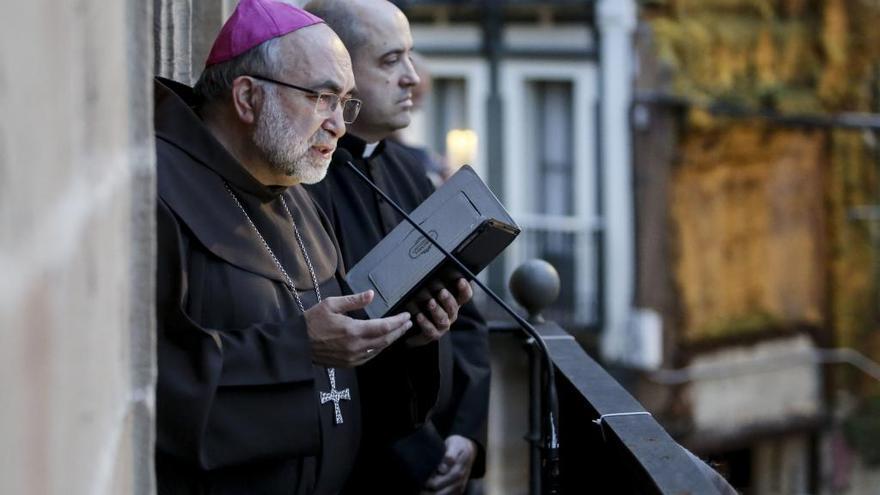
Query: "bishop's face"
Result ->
[[253, 26, 356, 185], [347, 7, 420, 142]]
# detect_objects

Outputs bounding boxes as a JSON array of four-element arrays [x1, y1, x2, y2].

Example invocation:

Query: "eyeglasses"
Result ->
[[249, 74, 362, 124]]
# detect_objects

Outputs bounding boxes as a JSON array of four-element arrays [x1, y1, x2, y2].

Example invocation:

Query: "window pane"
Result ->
[[515, 80, 592, 326], [532, 81, 574, 216], [431, 77, 468, 156]]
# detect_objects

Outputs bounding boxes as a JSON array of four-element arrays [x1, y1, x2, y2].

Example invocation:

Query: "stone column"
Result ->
[[0, 0, 156, 494], [154, 0, 236, 84], [154, 0, 193, 83]]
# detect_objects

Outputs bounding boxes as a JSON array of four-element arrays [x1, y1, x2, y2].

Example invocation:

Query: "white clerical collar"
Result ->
[[362, 141, 380, 159]]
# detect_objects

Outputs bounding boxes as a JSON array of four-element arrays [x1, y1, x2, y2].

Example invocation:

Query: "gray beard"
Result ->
[[253, 92, 330, 185]]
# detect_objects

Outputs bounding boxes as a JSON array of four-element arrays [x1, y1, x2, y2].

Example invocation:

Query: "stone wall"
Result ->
[[642, 0, 880, 358], [0, 1, 155, 494], [671, 125, 828, 339], [153, 0, 238, 84], [646, 0, 880, 114], [637, 1, 880, 490]]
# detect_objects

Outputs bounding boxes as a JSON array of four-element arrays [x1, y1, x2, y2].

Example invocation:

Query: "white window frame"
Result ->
[[501, 60, 600, 323]]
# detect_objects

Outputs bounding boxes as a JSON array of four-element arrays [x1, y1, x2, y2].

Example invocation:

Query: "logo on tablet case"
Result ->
[[409, 230, 439, 259]]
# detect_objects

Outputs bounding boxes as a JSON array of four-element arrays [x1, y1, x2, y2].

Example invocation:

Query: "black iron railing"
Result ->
[[493, 260, 723, 494]]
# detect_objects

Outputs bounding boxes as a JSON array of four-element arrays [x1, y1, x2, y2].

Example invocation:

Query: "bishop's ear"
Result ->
[[230, 76, 262, 125]]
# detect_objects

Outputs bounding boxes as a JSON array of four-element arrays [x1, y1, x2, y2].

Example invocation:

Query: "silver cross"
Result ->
[[320, 368, 351, 425]]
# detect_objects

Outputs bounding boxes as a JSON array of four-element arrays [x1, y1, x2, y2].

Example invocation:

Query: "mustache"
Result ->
[[308, 130, 335, 148]]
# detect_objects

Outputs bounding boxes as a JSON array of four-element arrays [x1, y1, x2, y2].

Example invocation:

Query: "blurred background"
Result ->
[[395, 1, 880, 493], [2, 0, 880, 494]]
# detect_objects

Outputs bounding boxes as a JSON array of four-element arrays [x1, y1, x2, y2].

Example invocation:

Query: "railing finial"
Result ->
[[509, 259, 560, 323]]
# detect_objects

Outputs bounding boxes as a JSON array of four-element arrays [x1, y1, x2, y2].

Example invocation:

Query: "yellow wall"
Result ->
[[645, 0, 880, 357], [672, 125, 828, 339]]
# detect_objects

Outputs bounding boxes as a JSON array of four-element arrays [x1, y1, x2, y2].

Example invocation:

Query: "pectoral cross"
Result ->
[[320, 368, 351, 425]]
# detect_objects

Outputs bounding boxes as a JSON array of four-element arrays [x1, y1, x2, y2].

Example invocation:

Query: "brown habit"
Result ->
[[152, 78, 438, 495]]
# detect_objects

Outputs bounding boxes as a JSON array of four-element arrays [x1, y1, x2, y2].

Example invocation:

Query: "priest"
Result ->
[[305, 1, 491, 493], [154, 1, 459, 493]]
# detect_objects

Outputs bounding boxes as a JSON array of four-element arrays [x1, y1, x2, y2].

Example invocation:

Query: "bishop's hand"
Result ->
[[305, 290, 412, 367], [407, 278, 473, 347]]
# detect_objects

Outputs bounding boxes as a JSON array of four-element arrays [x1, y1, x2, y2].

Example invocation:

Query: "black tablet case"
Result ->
[[345, 165, 520, 319]]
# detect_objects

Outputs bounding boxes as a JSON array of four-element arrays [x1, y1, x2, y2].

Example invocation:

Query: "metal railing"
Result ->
[[494, 259, 723, 494]]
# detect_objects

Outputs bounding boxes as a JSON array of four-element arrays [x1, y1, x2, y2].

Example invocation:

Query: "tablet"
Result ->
[[346, 165, 520, 319]]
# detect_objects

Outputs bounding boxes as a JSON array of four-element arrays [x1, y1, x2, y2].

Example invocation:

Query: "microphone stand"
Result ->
[[344, 160, 561, 494]]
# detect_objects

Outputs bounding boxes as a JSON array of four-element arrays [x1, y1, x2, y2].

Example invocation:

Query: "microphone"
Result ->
[[336, 149, 561, 493]]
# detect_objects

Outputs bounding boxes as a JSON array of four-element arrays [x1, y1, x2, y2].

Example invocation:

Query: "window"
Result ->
[[431, 77, 468, 155], [402, 55, 600, 327], [502, 62, 599, 327]]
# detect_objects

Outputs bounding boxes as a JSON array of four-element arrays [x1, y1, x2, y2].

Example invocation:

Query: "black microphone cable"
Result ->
[[338, 151, 561, 493]]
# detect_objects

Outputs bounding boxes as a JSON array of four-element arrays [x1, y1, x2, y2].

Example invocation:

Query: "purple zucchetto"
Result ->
[[205, 0, 324, 67]]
